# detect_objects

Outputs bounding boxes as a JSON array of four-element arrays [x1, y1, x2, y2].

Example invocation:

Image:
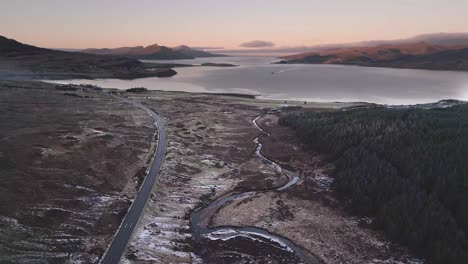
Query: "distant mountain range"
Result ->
[[173, 45, 226, 58], [349, 32, 468, 48], [221, 33, 468, 55], [3, 32, 468, 74], [0, 35, 176, 79], [82, 44, 226, 60], [279, 41, 468, 71]]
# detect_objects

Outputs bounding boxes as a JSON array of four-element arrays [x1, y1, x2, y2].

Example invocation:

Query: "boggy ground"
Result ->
[[125, 92, 422, 264], [123, 92, 272, 263], [0, 80, 422, 263], [212, 114, 423, 264], [0, 81, 154, 263]]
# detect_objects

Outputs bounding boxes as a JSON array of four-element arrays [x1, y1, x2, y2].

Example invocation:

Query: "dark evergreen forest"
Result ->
[[279, 105, 468, 264]]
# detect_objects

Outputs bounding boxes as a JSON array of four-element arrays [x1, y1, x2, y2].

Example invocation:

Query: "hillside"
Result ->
[[338, 32, 468, 49], [82, 44, 192, 60], [0, 36, 176, 79], [405, 32, 468, 46], [173, 45, 226, 58], [280, 103, 468, 264], [279, 42, 468, 71], [82, 44, 225, 60]]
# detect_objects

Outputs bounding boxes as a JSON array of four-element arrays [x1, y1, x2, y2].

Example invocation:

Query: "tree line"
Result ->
[[279, 105, 468, 264]]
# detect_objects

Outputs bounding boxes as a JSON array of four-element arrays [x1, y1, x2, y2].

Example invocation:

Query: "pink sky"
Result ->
[[1, 0, 468, 49]]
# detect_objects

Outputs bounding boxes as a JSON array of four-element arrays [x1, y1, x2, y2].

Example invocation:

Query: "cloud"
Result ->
[[240, 40, 275, 48]]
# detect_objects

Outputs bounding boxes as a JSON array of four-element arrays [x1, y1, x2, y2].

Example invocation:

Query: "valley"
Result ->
[[1, 8, 468, 262]]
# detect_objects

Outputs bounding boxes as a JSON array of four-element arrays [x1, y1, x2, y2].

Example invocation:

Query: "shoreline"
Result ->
[[0, 68, 177, 81], [36, 60, 468, 106], [6, 78, 467, 108], [274, 60, 468, 73], [0, 79, 432, 263]]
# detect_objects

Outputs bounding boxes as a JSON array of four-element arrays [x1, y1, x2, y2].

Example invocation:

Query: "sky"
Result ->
[[1, 0, 468, 49]]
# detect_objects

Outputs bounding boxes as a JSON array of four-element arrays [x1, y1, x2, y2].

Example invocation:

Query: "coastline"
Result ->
[[36, 58, 468, 106], [274, 60, 468, 72]]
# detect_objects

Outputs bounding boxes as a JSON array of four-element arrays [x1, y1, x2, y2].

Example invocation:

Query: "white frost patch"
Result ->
[[361, 217, 374, 225], [95, 195, 113, 204], [89, 129, 107, 136], [120, 259, 132, 264], [201, 159, 216, 167], [39, 147, 58, 158], [152, 246, 192, 258], [148, 222, 181, 229], [126, 131, 238, 263], [199, 154, 224, 168], [63, 184, 96, 193], [372, 257, 425, 264], [277, 176, 299, 191], [351, 216, 376, 226], [243, 230, 295, 253], [192, 184, 221, 189], [312, 172, 334, 190], [0, 216, 29, 232], [204, 229, 294, 253]]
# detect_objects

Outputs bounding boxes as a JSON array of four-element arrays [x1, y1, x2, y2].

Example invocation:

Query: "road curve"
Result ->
[[100, 97, 166, 264]]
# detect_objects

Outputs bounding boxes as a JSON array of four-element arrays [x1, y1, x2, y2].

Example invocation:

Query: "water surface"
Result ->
[[50, 57, 468, 105]]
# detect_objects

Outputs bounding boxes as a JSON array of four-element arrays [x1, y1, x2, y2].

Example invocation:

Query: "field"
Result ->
[[0, 82, 428, 263], [0, 81, 154, 263], [119, 90, 421, 264]]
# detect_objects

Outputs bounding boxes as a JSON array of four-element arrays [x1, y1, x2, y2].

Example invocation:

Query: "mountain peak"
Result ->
[[173, 45, 226, 58], [144, 44, 162, 53], [82, 43, 225, 60]]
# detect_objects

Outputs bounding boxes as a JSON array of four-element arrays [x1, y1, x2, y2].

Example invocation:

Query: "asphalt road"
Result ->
[[100, 97, 166, 264]]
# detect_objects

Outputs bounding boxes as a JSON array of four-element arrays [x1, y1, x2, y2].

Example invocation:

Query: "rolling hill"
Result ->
[[82, 44, 225, 60], [362, 32, 468, 47], [0, 35, 177, 79], [173, 45, 226, 58], [279, 42, 468, 71]]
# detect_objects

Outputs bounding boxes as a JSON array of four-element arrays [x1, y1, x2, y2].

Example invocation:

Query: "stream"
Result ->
[[190, 115, 319, 263]]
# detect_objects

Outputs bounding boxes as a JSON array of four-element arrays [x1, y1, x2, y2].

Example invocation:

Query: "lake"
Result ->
[[49, 56, 468, 105]]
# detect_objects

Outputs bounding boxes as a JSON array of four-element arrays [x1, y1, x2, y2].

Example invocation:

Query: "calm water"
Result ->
[[50, 57, 468, 105]]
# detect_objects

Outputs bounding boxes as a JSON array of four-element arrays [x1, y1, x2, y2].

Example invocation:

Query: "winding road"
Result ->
[[100, 97, 166, 264], [100, 102, 315, 263]]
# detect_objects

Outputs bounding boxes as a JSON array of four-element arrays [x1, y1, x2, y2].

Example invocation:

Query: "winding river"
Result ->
[[190, 115, 319, 264]]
